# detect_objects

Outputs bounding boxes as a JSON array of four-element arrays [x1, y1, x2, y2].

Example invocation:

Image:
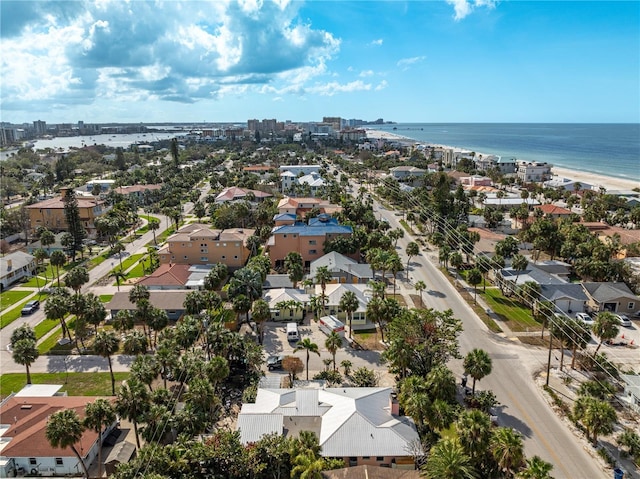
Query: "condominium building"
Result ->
[[158, 223, 254, 269], [26, 188, 108, 238]]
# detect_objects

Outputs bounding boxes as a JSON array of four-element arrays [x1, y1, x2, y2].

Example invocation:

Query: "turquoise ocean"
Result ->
[[373, 123, 640, 183]]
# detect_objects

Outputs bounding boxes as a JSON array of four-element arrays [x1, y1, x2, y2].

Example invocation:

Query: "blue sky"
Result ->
[[1, 0, 638, 124]]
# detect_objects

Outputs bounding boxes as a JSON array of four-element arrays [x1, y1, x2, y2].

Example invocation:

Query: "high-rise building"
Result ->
[[33, 120, 47, 135]]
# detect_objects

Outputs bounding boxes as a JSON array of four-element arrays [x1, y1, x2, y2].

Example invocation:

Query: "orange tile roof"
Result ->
[[535, 204, 572, 215], [26, 196, 103, 210], [0, 396, 112, 459]]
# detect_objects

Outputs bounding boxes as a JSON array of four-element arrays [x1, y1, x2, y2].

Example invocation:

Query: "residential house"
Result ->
[[461, 176, 493, 187], [296, 172, 326, 196], [113, 184, 162, 204], [277, 197, 342, 218], [0, 251, 36, 291], [543, 177, 592, 192], [268, 215, 353, 268], [86, 179, 115, 191], [534, 204, 573, 220], [582, 282, 640, 315], [0, 387, 117, 478], [620, 374, 640, 413], [315, 283, 371, 326], [135, 264, 213, 290], [533, 260, 572, 280], [279, 165, 321, 193], [540, 283, 588, 314], [26, 188, 109, 238], [321, 466, 420, 479], [389, 166, 426, 181], [236, 387, 418, 469], [105, 291, 189, 321], [262, 288, 309, 322], [496, 157, 517, 174], [516, 162, 552, 183], [214, 186, 273, 204], [263, 274, 294, 290], [309, 251, 374, 285], [26, 232, 67, 255], [158, 223, 254, 269]]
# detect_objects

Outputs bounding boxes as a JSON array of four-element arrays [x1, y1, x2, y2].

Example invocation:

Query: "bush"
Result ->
[[313, 370, 343, 386], [242, 384, 257, 403], [597, 447, 616, 467], [350, 367, 378, 387]]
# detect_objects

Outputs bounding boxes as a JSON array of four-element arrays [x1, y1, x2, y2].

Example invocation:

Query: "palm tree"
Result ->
[[39, 228, 55, 255], [324, 331, 342, 371], [463, 348, 493, 394], [291, 449, 324, 479], [516, 455, 554, 479], [476, 255, 492, 292], [340, 359, 352, 377], [131, 354, 159, 392], [84, 399, 116, 478], [456, 409, 492, 465], [232, 294, 252, 325], [467, 268, 482, 303], [339, 290, 359, 339], [573, 395, 617, 447], [229, 267, 263, 301], [50, 250, 66, 287], [450, 251, 463, 285], [11, 338, 39, 384], [251, 298, 271, 344], [116, 378, 150, 449], [422, 438, 478, 479], [112, 241, 126, 271], [129, 284, 150, 304], [123, 330, 148, 356], [93, 330, 120, 395], [33, 248, 48, 290], [45, 409, 89, 478], [45, 292, 71, 340], [414, 280, 426, 307], [113, 310, 134, 332], [405, 241, 419, 279], [147, 217, 160, 246], [284, 251, 304, 288], [109, 270, 127, 291], [294, 338, 320, 380], [64, 265, 89, 295], [592, 311, 620, 356], [314, 266, 333, 315], [491, 427, 525, 476], [510, 254, 529, 295]]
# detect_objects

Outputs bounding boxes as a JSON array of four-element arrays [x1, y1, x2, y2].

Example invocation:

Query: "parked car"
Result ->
[[615, 314, 632, 327], [267, 355, 284, 371], [21, 300, 40, 315], [575, 312, 594, 325]]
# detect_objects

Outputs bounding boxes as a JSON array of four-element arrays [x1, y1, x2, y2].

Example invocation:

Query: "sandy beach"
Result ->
[[365, 129, 639, 192]]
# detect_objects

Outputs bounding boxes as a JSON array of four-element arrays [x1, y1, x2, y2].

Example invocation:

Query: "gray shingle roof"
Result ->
[[583, 282, 637, 302], [540, 283, 588, 302]]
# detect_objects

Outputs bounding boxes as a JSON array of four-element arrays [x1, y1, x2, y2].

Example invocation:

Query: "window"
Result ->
[[309, 249, 317, 254], [183, 256, 188, 259], [201, 257, 208, 261], [56, 458, 64, 466], [309, 240, 316, 245], [201, 243, 207, 247], [362, 456, 370, 460], [223, 243, 227, 246], [29, 458, 37, 465], [629, 302, 635, 310], [234, 255, 238, 259], [376, 457, 384, 462], [293, 234, 297, 238], [200, 249, 208, 253], [283, 234, 287, 238], [171, 255, 175, 260], [222, 255, 226, 259]]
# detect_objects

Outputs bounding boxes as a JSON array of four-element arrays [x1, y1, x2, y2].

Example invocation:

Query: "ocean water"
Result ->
[[374, 123, 640, 183]]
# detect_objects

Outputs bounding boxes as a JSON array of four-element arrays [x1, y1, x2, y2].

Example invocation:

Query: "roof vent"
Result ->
[[20, 405, 33, 410]]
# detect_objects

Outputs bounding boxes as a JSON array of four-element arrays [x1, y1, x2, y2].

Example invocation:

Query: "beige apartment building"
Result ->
[[158, 223, 254, 269], [26, 188, 108, 238]]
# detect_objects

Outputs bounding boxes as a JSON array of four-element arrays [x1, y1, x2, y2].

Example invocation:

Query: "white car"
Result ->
[[615, 314, 632, 327], [575, 312, 594, 325]]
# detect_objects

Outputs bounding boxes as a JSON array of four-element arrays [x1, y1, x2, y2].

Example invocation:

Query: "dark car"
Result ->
[[267, 355, 284, 371], [21, 300, 40, 315]]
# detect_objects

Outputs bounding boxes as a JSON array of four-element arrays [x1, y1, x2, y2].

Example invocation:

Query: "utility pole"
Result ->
[[545, 326, 553, 387]]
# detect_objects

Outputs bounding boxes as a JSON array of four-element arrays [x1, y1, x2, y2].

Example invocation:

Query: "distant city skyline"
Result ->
[[1, 1, 638, 124]]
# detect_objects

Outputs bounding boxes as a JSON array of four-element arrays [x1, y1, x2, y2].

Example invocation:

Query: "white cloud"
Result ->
[[308, 80, 372, 96], [370, 38, 383, 46], [0, 0, 342, 110], [375, 80, 388, 91], [396, 56, 426, 69], [359, 70, 374, 77], [446, 0, 497, 21]]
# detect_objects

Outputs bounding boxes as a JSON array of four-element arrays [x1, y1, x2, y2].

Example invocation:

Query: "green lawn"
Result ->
[[99, 294, 114, 303], [0, 290, 32, 310], [1, 372, 130, 398], [0, 292, 49, 329], [152, 226, 176, 245], [479, 287, 539, 331], [34, 318, 59, 339], [21, 275, 49, 288]]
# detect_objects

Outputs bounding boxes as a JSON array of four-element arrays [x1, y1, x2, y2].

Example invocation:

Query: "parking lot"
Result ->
[[260, 318, 393, 385]]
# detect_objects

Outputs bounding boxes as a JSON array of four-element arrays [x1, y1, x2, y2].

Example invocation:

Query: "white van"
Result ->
[[318, 315, 345, 337], [286, 322, 300, 342]]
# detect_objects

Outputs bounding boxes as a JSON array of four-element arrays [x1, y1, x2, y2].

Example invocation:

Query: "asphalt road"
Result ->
[[366, 188, 606, 479]]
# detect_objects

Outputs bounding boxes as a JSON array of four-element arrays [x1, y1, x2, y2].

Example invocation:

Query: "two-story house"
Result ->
[[158, 223, 254, 269], [26, 188, 109, 238], [268, 214, 353, 269]]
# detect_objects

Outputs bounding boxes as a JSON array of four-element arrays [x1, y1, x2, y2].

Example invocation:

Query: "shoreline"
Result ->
[[365, 129, 639, 192]]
